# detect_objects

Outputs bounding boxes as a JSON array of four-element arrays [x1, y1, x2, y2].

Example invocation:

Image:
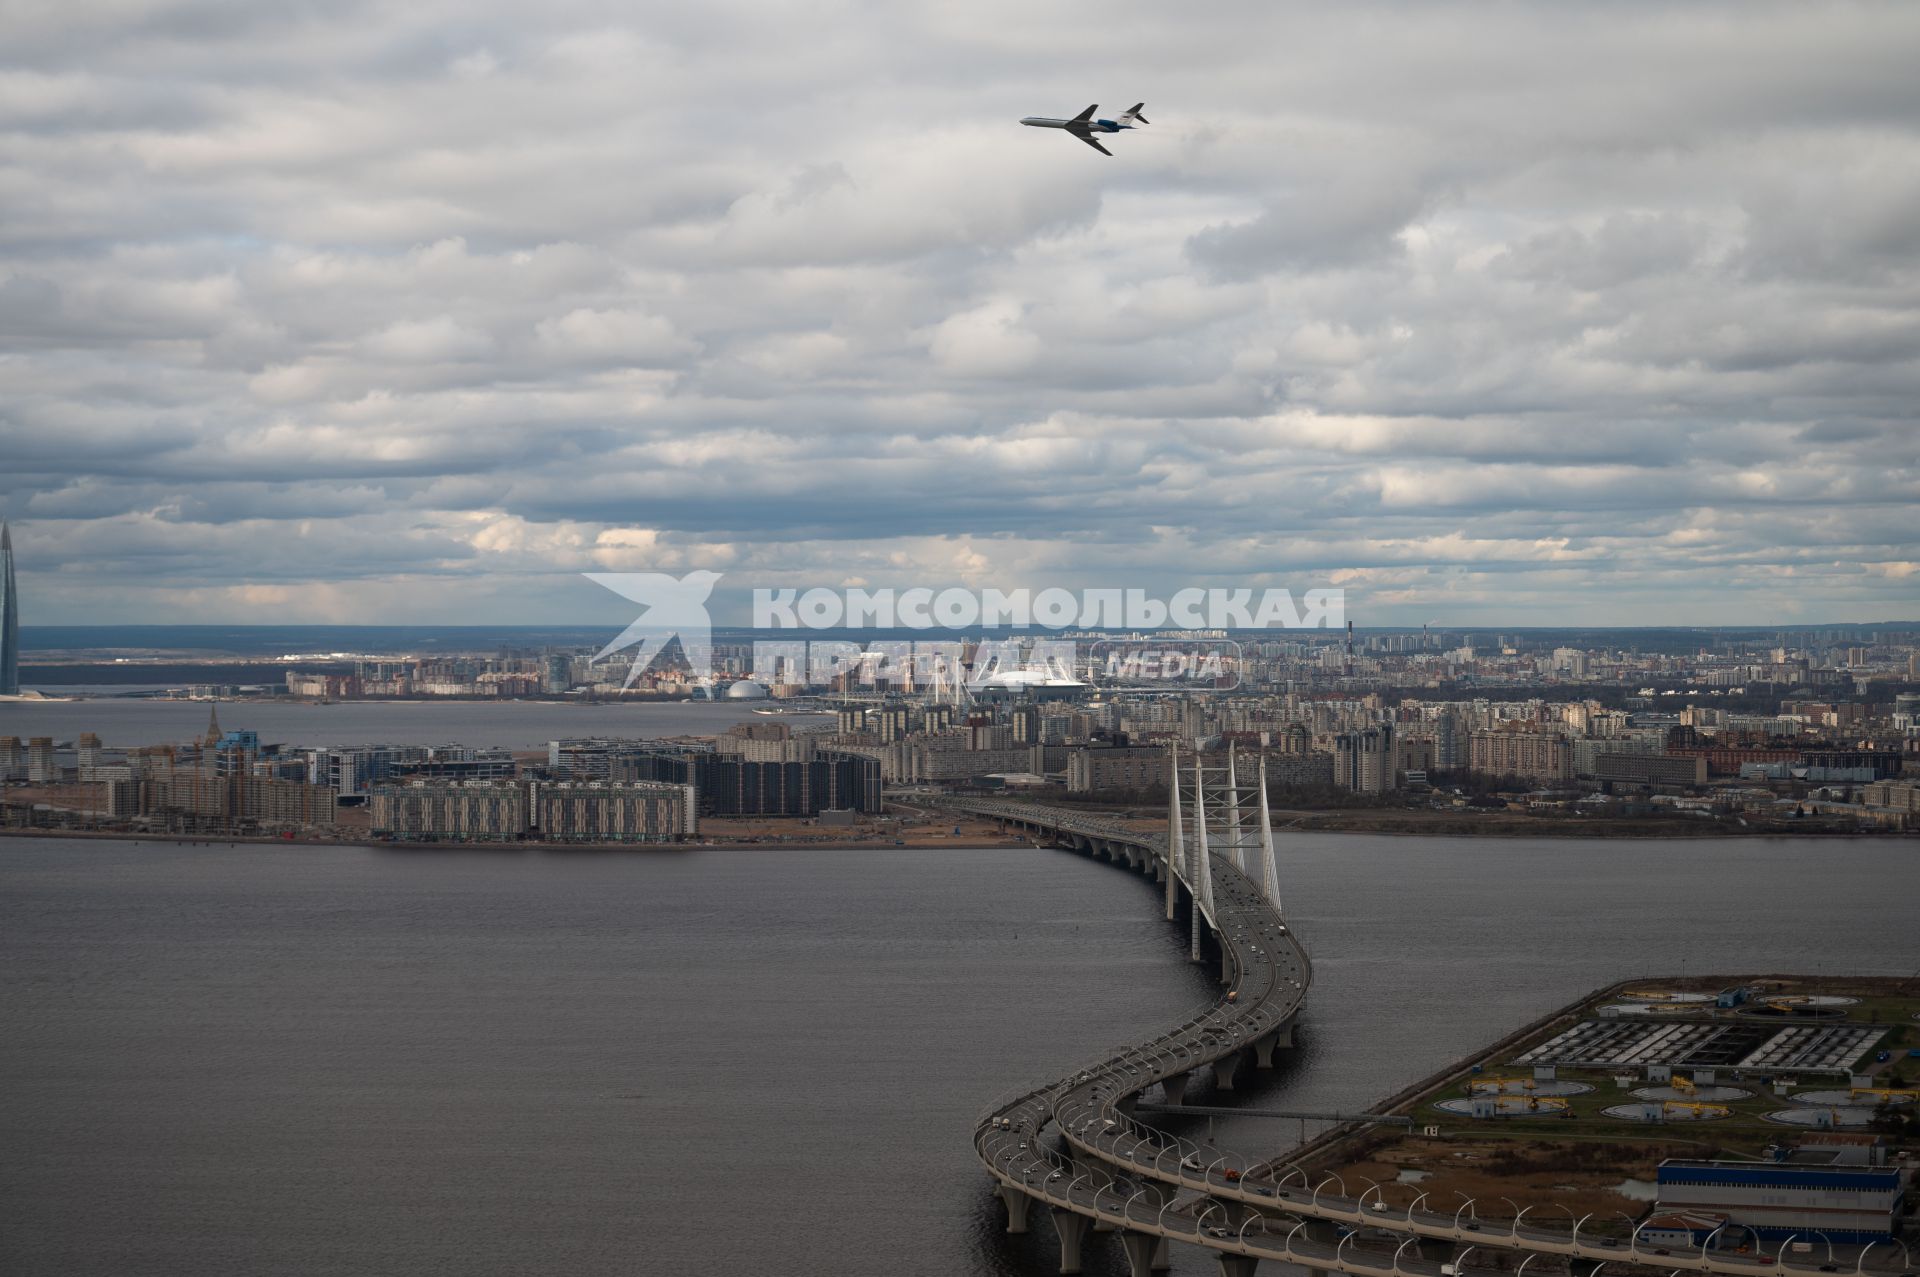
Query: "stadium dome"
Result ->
[[977, 669, 1086, 690], [724, 680, 770, 700]]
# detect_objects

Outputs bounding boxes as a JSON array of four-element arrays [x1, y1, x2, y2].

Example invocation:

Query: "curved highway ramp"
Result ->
[[929, 791, 1875, 1277]]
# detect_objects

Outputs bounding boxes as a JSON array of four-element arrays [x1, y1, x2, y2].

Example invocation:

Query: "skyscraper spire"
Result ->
[[204, 701, 223, 748], [0, 521, 18, 697]]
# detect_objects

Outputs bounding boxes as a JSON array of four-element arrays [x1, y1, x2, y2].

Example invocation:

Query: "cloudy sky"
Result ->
[[3, 1, 1918, 628]]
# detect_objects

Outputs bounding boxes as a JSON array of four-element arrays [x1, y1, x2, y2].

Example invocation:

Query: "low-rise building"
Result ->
[[126, 769, 338, 829], [1066, 745, 1168, 793], [1596, 753, 1708, 789], [536, 780, 696, 843], [1653, 1158, 1903, 1244], [372, 780, 530, 841], [1862, 780, 1920, 813]]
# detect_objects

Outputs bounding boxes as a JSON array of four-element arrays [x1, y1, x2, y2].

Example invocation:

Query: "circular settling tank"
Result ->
[[1436, 1096, 1569, 1118], [1466, 1078, 1593, 1098], [1766, 1107, 1874, 1128], [1792, 1089, 1912, 1107], [1601, 1102, 1730, 1122], [1738, 994, 1857, 1020], [1633, 1085, 1749, 1103]]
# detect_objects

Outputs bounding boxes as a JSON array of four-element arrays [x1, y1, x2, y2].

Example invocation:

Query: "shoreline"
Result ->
[[1, 824, 1908, 851], [1236, 820, 1915, 839], [0, 826, 1029, 853], [1027, 810, 1916, 839]]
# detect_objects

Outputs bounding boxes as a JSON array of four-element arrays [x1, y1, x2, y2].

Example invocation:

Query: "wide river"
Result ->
[[3, 833, 1916, 1277]]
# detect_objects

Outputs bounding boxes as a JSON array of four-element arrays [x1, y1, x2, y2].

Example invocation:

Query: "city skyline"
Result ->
[[4, 4, 1919, 627], [4, 7, 1917, 1274]]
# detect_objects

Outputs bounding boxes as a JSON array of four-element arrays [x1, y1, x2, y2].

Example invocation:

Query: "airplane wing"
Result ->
[[1071, 131, 1113, 156], [1071, 104, 1098, 122]]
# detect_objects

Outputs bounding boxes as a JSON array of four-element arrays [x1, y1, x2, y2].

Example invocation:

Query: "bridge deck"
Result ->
[[937, 797, 1865, 1277]]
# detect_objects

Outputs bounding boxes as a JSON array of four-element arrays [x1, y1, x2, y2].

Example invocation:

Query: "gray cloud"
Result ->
[[2, 0, 1918, 626], [1186, 176, 1435, 277]]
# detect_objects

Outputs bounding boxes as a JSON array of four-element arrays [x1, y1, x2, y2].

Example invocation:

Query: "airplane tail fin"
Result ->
[[1120, 103, 1148, 125]]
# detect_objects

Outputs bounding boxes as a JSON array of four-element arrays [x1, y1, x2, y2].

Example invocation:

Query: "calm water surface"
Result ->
[[3, 834, 1916, 1277]]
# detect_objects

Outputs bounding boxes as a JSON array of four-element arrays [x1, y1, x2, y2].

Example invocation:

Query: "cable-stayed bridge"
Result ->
[[921, 752, 1887, 1277]]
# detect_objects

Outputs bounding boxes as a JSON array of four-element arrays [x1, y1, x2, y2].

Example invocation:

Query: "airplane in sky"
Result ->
[[1018, 103, 1148, 156]]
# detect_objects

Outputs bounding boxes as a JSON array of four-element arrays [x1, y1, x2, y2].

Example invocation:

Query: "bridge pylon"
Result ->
[[1225, 744, 1248, 875], [1168, 745, 1286, 963], [1166, 744, 1184, 924], [1257, 754, 1282, 914], [1188, 751, 1215, 961]]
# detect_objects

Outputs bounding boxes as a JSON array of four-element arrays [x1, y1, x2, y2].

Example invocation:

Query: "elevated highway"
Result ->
[[932, 790, 1904, 1277]]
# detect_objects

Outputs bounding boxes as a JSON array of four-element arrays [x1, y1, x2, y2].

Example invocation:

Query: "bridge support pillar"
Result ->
[[1252, 1032, 1279, 1069], [996, 1183, 1034, 1234], [1161, 1071, 1188, 1106], [1211, 1051, 1239, 1092], [1300, 1221, 1341, 1246], [1215, 1253, 1259, 1277], [1050, 1207, 1092, 1274], [1120, 1229, 1170, 1275], [1220, 946, 1233, 985]]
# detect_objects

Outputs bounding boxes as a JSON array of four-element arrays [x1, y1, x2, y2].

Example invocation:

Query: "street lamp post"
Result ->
[[1773, 1234, 1800, 1276], [1854, 1237, 1912, 1275]]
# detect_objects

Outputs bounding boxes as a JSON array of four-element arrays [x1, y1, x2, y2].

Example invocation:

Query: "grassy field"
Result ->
[[1296, 976, 1920, 1227]]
